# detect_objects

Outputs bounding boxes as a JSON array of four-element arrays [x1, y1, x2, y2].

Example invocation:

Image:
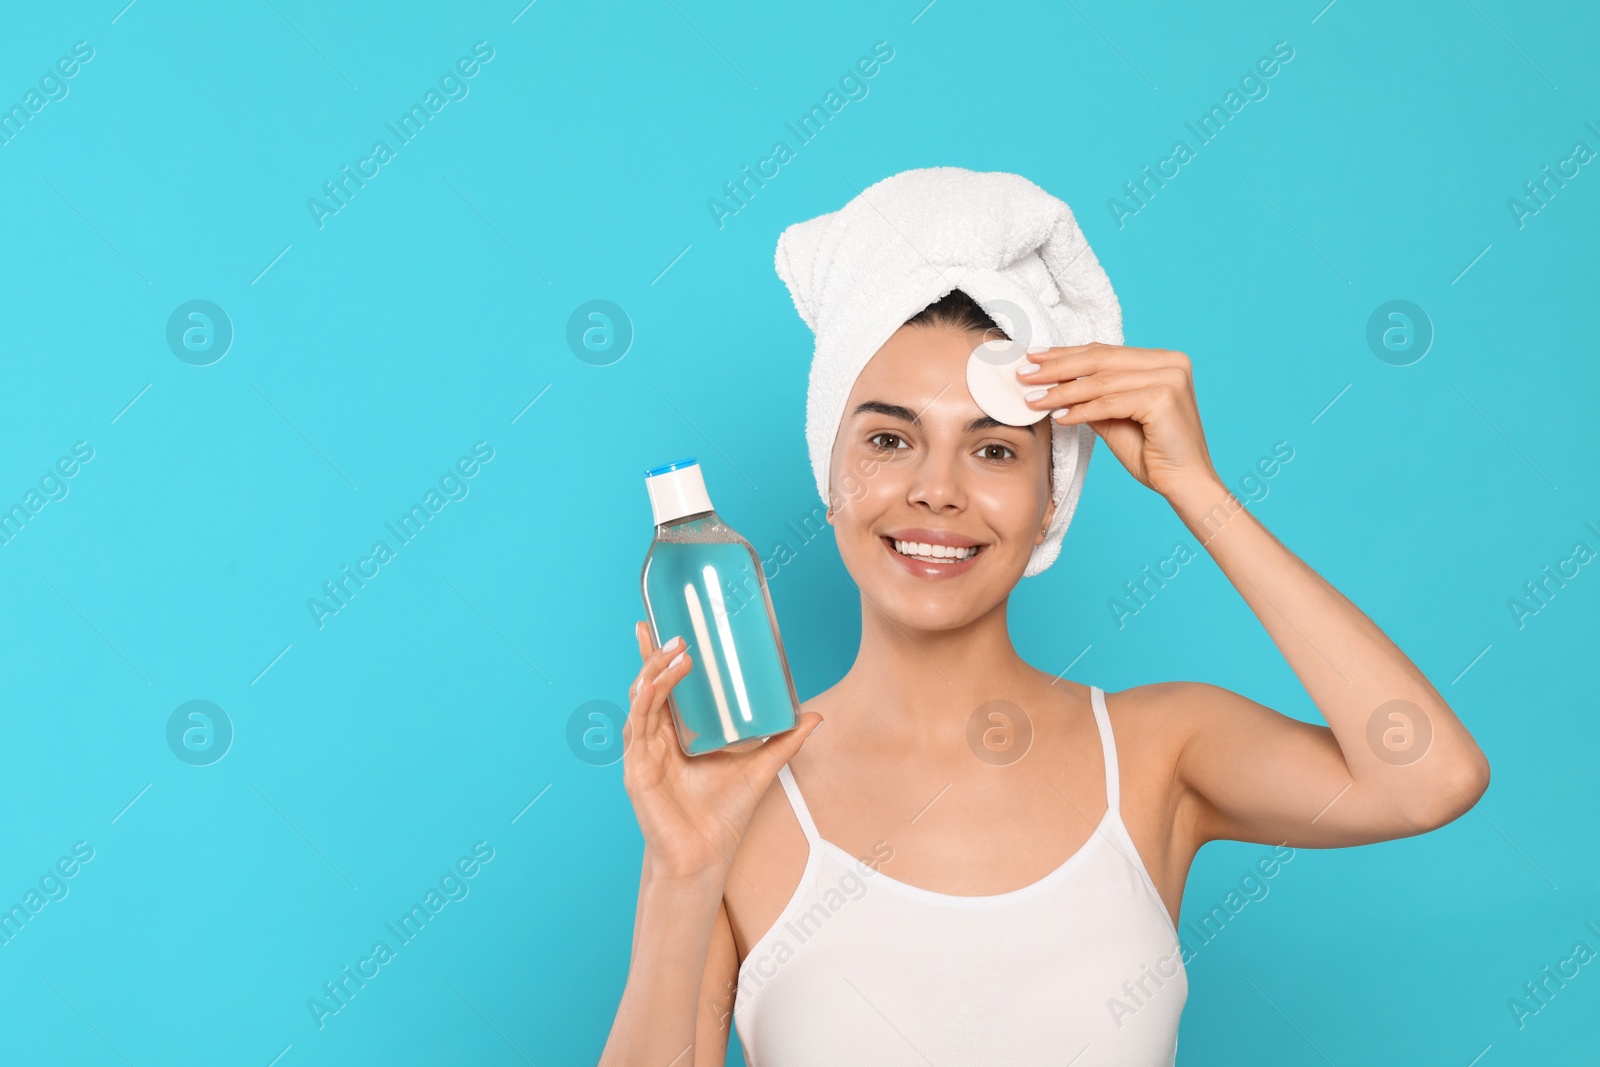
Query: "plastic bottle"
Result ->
[[640, 458, 802, 755]]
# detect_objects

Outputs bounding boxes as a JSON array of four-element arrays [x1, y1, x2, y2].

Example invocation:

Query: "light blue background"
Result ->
[[1, 1, 1596, 1063]]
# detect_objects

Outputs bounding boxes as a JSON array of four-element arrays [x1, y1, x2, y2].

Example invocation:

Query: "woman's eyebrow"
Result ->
[[850, 399, 1013, 435], [851, 399, 919, 423]]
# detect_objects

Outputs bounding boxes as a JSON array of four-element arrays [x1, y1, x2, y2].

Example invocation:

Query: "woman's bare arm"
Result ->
[[599, 855, 733, 1067], [1019, 344, 1490, 848], [695, 899, 741, 1067], [1156, 473, 1490, 847], [599, 622, 820, 1065]]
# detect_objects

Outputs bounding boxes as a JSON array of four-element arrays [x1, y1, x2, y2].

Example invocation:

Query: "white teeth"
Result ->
[[892, 539, 978, 562]]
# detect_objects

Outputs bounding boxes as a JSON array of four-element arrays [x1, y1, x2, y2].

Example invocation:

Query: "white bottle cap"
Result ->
[[644, 458, 714, 525]]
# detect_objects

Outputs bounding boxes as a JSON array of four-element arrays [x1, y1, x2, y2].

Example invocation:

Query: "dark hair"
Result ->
[[903, 288, 1005, 338]]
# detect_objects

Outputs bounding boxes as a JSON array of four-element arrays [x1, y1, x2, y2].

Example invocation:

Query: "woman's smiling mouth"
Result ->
[[879, 529, 988, 577]]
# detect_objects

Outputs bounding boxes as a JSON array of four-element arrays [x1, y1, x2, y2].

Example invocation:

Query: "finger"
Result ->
[[626, 662, 655, 725], [637, 633, 686, 691], [1050, 385, 1169, 427], [1021, 369, 1111, 411], [1025, 368, 1176, 412], [625, 671, 652, 757], [630, 627, 680, 730], [637, 618, 686, 657], [748, 711, 825, 780], [624, 661, 684, 773], [1017, 343, 1163, 383], [620, 673, 654, 786], [622, 677, 689, 791], [650, 641, 690, 688], [646, 647, 692, 739], [638, 621, 686, 662]]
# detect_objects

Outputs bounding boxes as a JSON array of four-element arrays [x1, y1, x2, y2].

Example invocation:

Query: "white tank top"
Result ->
[[733, 685, 1186, 1066]]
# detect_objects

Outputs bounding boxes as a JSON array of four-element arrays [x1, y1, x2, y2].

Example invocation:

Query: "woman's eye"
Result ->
[[979, 443, 1016, 462], [868, 432, 907, 451]]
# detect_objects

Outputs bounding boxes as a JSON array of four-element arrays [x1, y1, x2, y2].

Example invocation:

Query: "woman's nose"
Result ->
[[905, 451, 964, 511]]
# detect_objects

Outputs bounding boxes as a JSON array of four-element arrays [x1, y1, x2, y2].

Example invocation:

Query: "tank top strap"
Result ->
[[1088, 685, 1121, 818], [776, 764, 822, 845]]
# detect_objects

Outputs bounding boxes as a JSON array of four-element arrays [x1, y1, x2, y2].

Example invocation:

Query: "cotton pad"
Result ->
[[966, 339, 1048, 427]]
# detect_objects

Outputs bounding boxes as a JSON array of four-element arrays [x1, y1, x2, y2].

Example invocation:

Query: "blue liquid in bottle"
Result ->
[[640, 458, 801, 756]]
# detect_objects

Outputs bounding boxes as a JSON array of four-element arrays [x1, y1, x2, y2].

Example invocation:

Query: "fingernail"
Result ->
[[809, 718, 825, 735], [668, 651, 686, 668], [1051, 407, 1071, 419], [665, 635, 683, 651], [1024, 388, 1049, 401]]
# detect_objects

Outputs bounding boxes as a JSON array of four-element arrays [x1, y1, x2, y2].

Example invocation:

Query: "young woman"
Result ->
[[600, 289, 1490, 1066]]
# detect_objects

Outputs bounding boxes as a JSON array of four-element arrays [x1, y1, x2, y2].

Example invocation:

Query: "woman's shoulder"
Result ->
[[1100, 679, 1241, 723], [798, 684, 846, 719], [1095, 679, 1244, 770]]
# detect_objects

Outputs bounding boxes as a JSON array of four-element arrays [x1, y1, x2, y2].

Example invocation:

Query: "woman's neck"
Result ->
[[832, 595, 1042, 749]]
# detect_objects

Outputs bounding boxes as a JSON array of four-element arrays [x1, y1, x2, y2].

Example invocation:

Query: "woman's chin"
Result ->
[[843, 541, 1023, 625], [862, 582, 1002, 632]]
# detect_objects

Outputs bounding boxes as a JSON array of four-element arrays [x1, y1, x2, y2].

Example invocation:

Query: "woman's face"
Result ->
[[827, 321, 1056, 630]]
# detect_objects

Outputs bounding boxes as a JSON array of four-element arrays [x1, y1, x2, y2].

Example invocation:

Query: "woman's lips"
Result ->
[[880, 536, 985, 579]]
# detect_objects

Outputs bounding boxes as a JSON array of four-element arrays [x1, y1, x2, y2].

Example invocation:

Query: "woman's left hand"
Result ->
[[1018, 343, 1219, 500]]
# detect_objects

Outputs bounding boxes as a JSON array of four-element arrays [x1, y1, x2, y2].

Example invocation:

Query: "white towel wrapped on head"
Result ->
[[773, 166, 1123, 578]]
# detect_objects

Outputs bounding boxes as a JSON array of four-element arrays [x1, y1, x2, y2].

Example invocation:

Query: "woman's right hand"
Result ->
[[622, 620, 823, 884]]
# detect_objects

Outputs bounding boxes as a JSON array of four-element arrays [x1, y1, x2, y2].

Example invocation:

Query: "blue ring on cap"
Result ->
[[644, 457, 699, 477]]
